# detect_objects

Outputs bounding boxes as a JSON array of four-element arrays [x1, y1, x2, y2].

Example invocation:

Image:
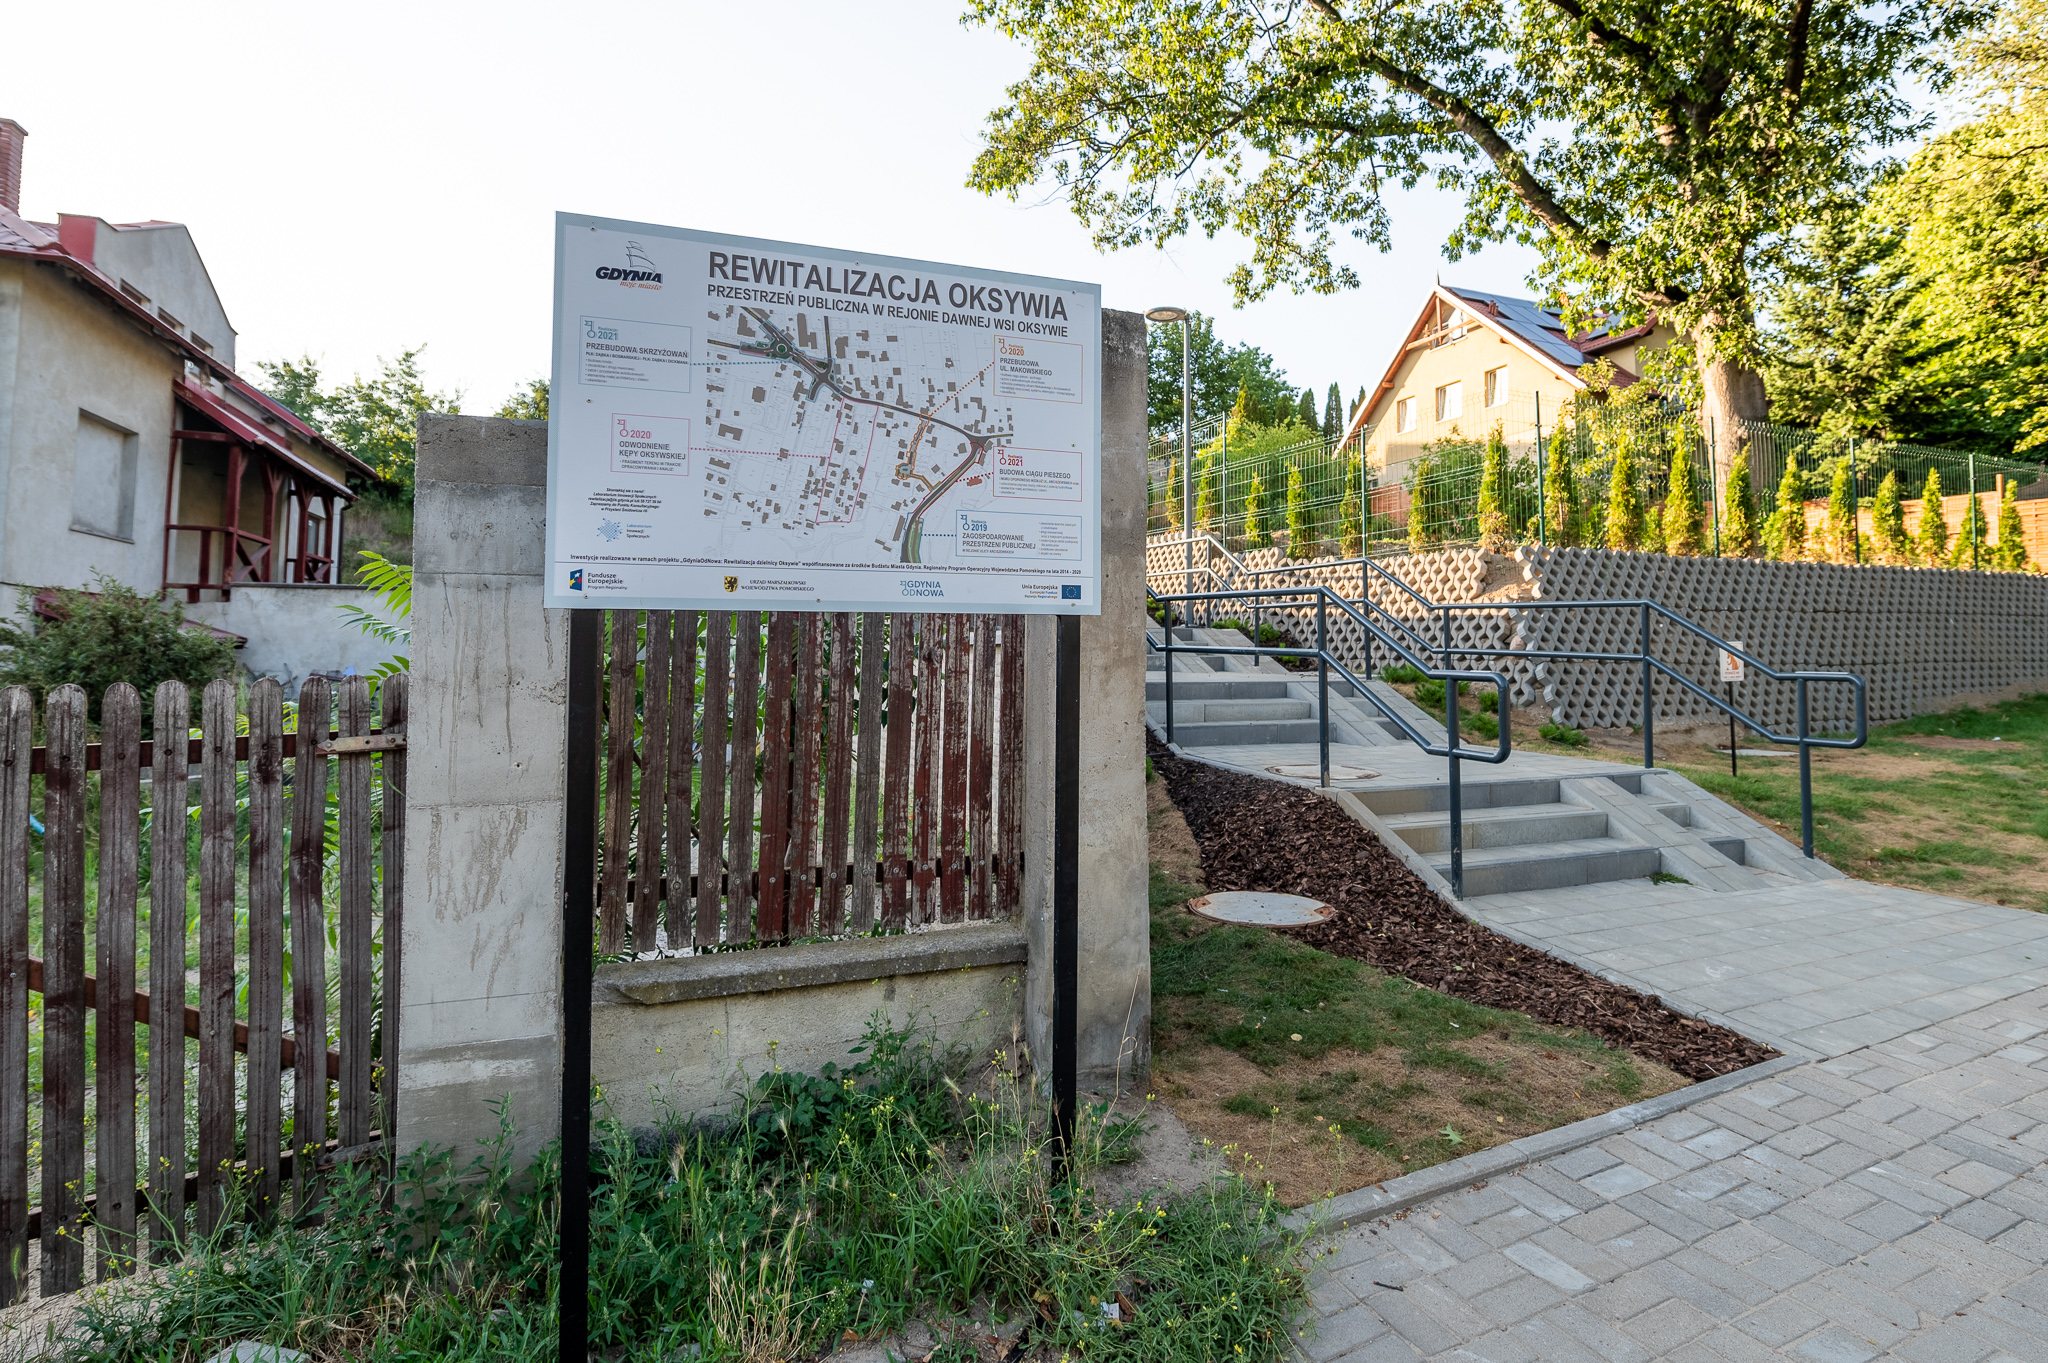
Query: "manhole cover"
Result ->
[[1267, 763, 1380, 781], [1188, 891, 1335, 927]]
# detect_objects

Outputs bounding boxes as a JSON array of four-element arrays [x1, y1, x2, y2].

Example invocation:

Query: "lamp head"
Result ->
[[1145, 305, 1189, 324]]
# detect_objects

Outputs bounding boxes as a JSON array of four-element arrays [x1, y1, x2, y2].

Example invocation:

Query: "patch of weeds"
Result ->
[[1538, 722, 1590, 748], [1222, 1092, 1273, 1119], [1649, 871, 1690, 885], [1588, 1058, 1646, 1099], [66, 1018, 1312, 1363], [1379, 664, 1426, 685]]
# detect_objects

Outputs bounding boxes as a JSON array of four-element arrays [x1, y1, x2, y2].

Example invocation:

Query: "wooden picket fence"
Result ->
[[0, 674, 405, 1303], [598, 611, 1026, 953]]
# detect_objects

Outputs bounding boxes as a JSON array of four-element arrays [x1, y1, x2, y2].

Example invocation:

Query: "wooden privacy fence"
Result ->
[[0, 674, 405, 1304], [598, 611, 1026, 954]]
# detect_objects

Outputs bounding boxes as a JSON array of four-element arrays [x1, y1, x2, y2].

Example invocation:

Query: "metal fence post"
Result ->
[[1849, 436, 1861, 563], [1318, 593, 1330, 789], [1970, 449, 1979, 571], [1708, 417, 1721, 557], [1447, 698, 1464, 899], [1163, 607, 1176, 745], [1535, 391, 1546, 549], [1640, 602, 1655, 769], [1797, 677, 1815, 858]]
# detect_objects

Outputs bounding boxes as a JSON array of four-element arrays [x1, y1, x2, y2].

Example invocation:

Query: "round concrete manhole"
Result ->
[[1188, 891, 1335, 927], [1268, 763, 1379, 781]]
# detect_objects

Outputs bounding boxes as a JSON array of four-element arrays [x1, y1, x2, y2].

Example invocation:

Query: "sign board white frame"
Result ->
[[544, 213, 1102, 615]]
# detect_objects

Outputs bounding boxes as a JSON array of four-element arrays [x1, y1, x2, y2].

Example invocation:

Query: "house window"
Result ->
[[1396, 396, 1417, 433], [1485, 366, 1509, 407], [72, 411, 139, 542], [1435, 381, 1463, 423]]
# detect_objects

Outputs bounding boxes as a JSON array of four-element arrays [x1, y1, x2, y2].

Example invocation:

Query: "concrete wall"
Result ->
[[0, 258, 179, 593], [82, 219, 236, 365], [399, 311, 1152, 1158], [184, 581, 404, 690]]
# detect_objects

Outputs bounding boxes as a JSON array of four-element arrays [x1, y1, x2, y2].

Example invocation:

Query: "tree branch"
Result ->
[[1535, 0, 1665, 76], [1783, 0, 1815, 106]]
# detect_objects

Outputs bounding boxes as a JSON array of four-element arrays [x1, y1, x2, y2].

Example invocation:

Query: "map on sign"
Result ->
[[545, 216, 1101, 614]]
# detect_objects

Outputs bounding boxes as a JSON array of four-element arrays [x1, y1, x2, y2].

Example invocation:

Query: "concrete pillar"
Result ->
[[396, 415, 569, 1167], [1024, 308, 1151, 1087]]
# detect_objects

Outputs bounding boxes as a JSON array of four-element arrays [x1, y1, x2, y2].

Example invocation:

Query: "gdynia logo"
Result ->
[[569, 568, 585, 592], [596, 240, 662, 285]]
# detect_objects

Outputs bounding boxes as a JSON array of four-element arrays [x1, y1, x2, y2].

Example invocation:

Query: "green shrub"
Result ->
[[1539, 722, 1591, 748], [0, 574, 237, 728]]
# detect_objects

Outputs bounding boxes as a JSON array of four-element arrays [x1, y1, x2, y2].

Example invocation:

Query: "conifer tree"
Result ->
[[1914, 466, 1949, 565], [1407, 450, 1436, 553], [1721, 458, 1759, 557], [1825, 459, 1857, 562], [1194, 456, 1217, 534], [1163, 456, 1184, 530], [1664, 434, 1702, 556], [1323, 381, 1344, 447], [1605, 439, 1644, 551], [1952, 487, 1989, 569], [1296, 388, 1317, 429], [1244, 471, 1269, 548], [1476, 424, 1512, 551], [1231, 384, 1262, 428], [1871, 470, 1908, 563], [1338, 456, 1364, 556], [1995, 479, 2029, 572], [1285, 461, 1314, 558], [1352, 386, 1367, 420], [1543, 427, 1577, 547], [1764, 458, 1807, 560]]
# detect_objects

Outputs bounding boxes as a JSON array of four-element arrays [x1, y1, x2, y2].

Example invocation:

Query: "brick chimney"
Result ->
[[0, 119, 24, 215]]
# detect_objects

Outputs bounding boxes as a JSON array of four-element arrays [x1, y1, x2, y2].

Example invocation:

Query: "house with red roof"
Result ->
[[0, 118, 394, 682], [1339, 284, 1676, 480]]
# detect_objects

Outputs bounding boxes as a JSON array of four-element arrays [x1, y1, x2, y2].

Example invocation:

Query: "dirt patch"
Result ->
[[1902, 734, 2009, 750], [1153, 1040, 1686, 1208], [1150, 736, 1776, 1079], [1146, 775, 1205, 889]]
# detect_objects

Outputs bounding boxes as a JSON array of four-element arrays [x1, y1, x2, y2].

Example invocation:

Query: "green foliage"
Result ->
[[1995, 478, 2031, 571], [1284, 460, 1313, 558], [1539, 721, 1591, 747], [65, 1022, 1310, 1362], [0, 575, 236, 728], [1764, 458, 1809, 560], [495, 377, 549, 421], [1243, 470, 1269, 547], [1231, 384, 1265, 428], [1194, 455, 1218, 532], [1951, 487, 1991, 567], [964, 0, 1975, 435], [1825, 459, 1859, 562], [1338, 456, 1364, 556], [1915, 465, 1950, 564], [1164, 454, 1185, 530], [1722, 458, 1759, 557], [1475, 424, 1511, 551], [1295, 387, 1317, 430], [255, 348, 462, 499], [1871, 470, 1910, 562], [1641, 502, 1666, 555], [1664, 434, 1702, 556], [336, 551, 414, 677], [1323, 381, 1345, 446], [1148, 310, 1293, 431], [1542, 427, 1579, 547], [1604, 438, 1644, 552]]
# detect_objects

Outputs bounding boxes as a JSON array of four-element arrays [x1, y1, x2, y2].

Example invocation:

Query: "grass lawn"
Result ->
[[1144, 777, 1686, 1208], [1665, 691, 2048, 911]]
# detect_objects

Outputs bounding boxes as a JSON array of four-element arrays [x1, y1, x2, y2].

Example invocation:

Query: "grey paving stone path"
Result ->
[[1295, 984, 2048, 1361]]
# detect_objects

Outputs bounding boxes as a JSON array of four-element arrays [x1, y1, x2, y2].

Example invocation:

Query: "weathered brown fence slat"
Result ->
[[0, 688, 31, 1303], [601, 612, 636, 956], [913, 616, 943, 924], [757, 613, 797, 940], [337, 678, 375, 1151], [24, 959, 339, 1075], [636, 612, 671, 955], [850, 612, 884, 932], [941, 614, 970, 923], [998, 616, 1026, 916], [94, 684, 141, 1277], [820, 613, 857, 937], [42, 687, 87, 1293], [147, 680, 188, 1263], [380, 675, 409, 1150], [668, 612, 699, 949], [969, 618, 996, 920], [244, 681, 285, 1220], [25, 727, 400, 774], [696, 613, 731, 948], [882, 614, 912, 929], [791, 613, 824, 937], [196, 679, 237, 1239], [728, 615, 761, 939], [290, 676, 331, 1211]]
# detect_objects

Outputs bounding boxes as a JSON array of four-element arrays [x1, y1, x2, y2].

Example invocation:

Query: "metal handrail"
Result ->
[[1149, 536, 1869, 860], [1148, 582, 1510, 897]]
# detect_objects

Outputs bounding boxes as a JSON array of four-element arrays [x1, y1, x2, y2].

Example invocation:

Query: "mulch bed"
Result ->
[[1150, 736, 1776, 1080]]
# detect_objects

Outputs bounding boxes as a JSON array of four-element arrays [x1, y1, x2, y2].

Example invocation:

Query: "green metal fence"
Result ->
[[1148, 404, 2047, 565]]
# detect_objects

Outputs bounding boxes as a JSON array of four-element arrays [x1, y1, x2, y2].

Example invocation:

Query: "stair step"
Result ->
[[1152, 719, 1326, 747], [1430, 839, 1662, 896], [1383, 803, 1610, 853], [1147, 699, 1312, 724], [1144, 678, 1291, 701]]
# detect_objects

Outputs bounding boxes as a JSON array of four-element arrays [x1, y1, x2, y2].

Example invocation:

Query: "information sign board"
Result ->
[[1719, 642, 1747, 684], [545, 214, 1102, 614]]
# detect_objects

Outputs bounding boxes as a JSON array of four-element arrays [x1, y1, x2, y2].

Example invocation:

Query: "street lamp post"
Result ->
[[1147, 306, 1192, 619]]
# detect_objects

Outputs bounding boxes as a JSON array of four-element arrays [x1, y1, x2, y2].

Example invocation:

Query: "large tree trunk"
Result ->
[[1697, 345, 1769, 489]]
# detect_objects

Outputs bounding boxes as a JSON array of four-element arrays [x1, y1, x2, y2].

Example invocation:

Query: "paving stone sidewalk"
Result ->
[[1294, 973, 2048, 1360]]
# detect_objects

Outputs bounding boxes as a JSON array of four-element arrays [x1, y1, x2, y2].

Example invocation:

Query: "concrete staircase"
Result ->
[[1146, 620, 1842, 898]]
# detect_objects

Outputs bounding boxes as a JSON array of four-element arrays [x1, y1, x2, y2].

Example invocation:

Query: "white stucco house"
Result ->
[[0, 118, 399, 686]]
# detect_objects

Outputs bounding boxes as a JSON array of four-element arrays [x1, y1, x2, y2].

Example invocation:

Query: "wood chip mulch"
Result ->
[[1150, 736, 1777, 1081]]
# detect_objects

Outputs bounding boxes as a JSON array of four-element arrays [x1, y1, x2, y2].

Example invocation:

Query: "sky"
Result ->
[[7, 0, 1545, 418]]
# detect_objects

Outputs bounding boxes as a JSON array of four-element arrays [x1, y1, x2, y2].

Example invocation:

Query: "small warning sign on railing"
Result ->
[[1718, 642, 1746, 684]]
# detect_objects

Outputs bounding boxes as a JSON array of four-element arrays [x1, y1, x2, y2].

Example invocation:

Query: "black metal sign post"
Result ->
[[1051, 615, 1080, 1177], [560, 611, 601, 1363]]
